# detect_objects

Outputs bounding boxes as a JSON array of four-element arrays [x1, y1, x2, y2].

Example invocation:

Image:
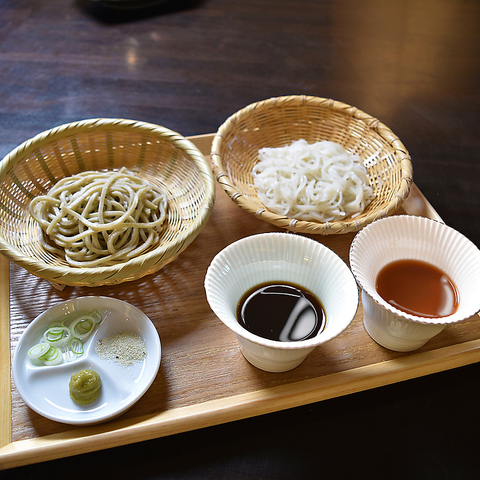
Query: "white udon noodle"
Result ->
[[251, 139, 374, 223], [29, 167, 168, 267]]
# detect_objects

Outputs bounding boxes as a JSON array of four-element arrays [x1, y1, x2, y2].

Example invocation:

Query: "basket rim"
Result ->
[[0, 118, 216, 286], [211, 95, 413, 235]]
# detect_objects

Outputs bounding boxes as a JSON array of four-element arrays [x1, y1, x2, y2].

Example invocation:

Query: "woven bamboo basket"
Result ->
[[211, 95, 413, 235], [0, 118, 215, 287]]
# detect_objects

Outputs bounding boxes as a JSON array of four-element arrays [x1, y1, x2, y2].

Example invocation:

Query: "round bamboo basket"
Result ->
[[0, 118, 215, 287], [211, 95, 413, 235]]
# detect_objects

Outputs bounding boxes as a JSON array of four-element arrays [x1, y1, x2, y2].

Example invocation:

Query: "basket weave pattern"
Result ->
[[211, 95, 413, 235], [0, 118, 215, 286]]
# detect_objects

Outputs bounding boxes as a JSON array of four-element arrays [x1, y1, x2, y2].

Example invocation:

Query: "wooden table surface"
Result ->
[[1, 0, 479, 478]]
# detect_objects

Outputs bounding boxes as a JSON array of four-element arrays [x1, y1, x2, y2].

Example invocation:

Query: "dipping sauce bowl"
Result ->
[[204, 232, 359, 372], [349, 215, 480, 352]]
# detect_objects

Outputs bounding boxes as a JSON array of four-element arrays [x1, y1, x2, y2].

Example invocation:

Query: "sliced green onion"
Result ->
[[28, 311, 103, 366], [90, 310, 103, 324], [70, 337, 84, 356], [61, 315, 74, 326], [48, 321, 63, 328], [39, 346, 63, 366], [43, 325, 71, 347], [28, 343, 50, 360], [69, 315, 95, 340]]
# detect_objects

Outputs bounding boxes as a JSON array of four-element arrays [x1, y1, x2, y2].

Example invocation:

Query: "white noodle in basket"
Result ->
[[252, 139, 374, 223]]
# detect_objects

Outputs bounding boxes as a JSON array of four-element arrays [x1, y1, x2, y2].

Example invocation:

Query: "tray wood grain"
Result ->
[[1, 133, 479, 470]]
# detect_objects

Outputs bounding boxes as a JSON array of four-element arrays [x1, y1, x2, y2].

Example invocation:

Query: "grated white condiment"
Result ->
[[95, 330, 147, 367]]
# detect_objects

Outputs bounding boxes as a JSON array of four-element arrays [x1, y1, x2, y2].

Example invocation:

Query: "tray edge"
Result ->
[[2, 337, 480, 469]]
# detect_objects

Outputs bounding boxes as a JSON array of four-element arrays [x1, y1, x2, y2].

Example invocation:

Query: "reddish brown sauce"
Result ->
[[375, 259, 459, 318]]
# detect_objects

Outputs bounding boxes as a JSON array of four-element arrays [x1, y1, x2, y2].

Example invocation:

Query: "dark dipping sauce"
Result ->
[[375, 259, 459, 318], [237, 282, 325, 342]]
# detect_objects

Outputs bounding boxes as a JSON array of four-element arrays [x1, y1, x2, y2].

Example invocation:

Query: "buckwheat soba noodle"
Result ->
[[251, 139, 374, 223], [29, 167, 168, 267]]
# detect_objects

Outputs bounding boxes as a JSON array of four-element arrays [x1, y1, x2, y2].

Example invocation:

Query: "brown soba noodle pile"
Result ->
[[29, 167, 168, 267]]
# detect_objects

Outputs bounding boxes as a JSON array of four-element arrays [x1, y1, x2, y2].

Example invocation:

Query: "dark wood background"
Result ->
[[1, 0, 479, 478]]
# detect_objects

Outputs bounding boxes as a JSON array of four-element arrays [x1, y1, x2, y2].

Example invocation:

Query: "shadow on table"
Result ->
[[76, 0, 207, 24]]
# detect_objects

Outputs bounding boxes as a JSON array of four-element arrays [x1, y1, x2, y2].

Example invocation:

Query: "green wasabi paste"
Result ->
[[69, 369, 101, 405]]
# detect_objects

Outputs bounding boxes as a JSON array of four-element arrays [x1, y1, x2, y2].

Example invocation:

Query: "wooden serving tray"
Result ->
[[1, 133, 479, 470]]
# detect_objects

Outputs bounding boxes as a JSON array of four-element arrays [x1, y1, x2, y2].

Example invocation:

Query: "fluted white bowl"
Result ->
[[204, 232, 359, 372], [349, 215, 480, 352]]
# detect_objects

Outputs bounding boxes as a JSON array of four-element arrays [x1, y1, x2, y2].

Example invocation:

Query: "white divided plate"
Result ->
[[12, 296, 161, 425]]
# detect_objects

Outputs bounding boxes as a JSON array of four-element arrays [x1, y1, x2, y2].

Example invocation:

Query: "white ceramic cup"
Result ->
[[204, 232, 359, 372], [349, 215, 480, 352]]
